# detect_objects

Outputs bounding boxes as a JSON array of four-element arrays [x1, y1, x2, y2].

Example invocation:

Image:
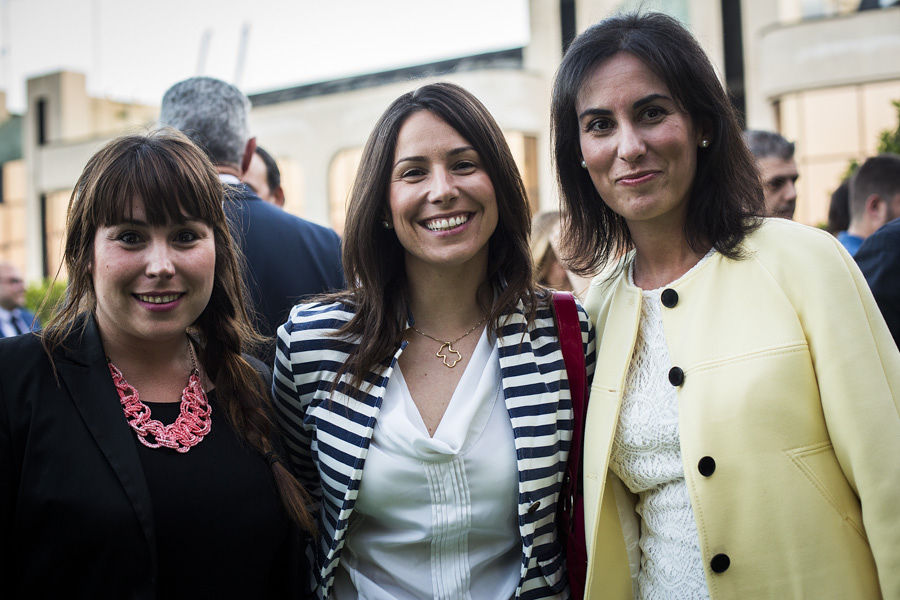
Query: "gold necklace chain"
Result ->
[[411, 315, 487, 368]]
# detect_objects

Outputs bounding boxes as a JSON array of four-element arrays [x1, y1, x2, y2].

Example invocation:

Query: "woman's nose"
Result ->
[[427, 168, 456, 203], [617, 124, 647, 163], [145, 242, 175, 278]]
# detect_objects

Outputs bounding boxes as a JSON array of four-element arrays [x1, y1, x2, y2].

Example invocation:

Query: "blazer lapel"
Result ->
[[496, 304, 560, 547], [54, 316, 157, 568]]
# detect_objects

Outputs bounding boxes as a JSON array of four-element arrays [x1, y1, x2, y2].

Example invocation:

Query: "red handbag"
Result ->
[[552, 291, 588, 600]]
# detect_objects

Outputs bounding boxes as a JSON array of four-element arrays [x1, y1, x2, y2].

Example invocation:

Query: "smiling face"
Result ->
[[92, 197, 215, 347], [576, 52, 704, 233], [388, 110, 498, 277]]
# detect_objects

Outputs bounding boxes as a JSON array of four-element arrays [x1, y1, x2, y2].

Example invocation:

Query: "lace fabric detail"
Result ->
[[610, 252, 714, 599]]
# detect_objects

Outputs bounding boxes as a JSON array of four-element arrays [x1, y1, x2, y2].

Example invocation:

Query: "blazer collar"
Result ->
[[54, 314, 158, 571]]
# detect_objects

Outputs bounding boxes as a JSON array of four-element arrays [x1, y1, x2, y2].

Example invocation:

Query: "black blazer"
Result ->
[[0, 318, 162, 598], [0, 318, 309, 599], [224, 184, 344, 357]]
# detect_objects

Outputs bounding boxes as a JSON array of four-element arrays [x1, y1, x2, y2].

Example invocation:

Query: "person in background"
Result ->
[[743, 129, 799, 219], [244, 146, 285, 208], [826, 178, 851, 236], [838, 153, 900, 256], [856, 214, 900, 347], [0, 130, 312, 598], [273, 82, 594, 600], [531, 211, 593, 298], [552, 12, 899, 599], [0, 261, 39, 337], [159, 77, 344, 361]]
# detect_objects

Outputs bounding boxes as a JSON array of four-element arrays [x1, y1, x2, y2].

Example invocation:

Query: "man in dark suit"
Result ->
[[856, 216, 900, 348], [0, 261, 40, 337], [158, 77, 344, 359]]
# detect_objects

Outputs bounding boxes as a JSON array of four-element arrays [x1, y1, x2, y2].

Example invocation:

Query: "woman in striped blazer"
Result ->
[[273, 83, 595, 600]]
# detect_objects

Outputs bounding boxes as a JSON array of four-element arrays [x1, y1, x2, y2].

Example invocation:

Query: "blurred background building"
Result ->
[[1, 0, 898, 282]]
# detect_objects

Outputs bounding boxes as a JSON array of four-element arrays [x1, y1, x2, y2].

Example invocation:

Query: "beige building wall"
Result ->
[[0, 160, 27, 272], [12, 0, 900, 281], [750, 5, 900, 225]]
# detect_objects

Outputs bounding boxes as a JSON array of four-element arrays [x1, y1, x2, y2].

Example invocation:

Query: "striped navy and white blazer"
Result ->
[[273, 298, 595, 599]]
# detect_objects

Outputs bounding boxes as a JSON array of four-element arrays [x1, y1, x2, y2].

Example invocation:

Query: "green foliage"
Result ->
[[877, 100, 900, 154], [25, 279, 68, 325], [844, 99, 900, 179]]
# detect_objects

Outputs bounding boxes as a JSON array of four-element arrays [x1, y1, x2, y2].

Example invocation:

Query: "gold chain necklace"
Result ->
[[411, 316, 487, 368]]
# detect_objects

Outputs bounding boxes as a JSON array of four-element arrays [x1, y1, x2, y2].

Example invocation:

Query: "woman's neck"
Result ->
[[629, 219, 710, 290], [405, 262, 490, 337], [97, 320, 193, 380]]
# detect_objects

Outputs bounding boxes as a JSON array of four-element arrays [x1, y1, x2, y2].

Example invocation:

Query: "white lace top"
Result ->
[[609, 251, 714, 600]]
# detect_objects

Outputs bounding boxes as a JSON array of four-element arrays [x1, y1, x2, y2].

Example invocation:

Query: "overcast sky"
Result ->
[[0, 0, 530, 112]]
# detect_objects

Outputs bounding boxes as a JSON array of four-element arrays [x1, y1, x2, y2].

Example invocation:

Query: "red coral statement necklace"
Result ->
[[108, 340, 211, 453]]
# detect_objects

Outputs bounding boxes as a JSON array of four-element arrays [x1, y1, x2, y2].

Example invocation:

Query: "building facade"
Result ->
[[2, 0, 898, 282]]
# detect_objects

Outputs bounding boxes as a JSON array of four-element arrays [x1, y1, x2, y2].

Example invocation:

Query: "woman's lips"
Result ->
[[617, 171, 660, 186], [133, 292, 185, 311]]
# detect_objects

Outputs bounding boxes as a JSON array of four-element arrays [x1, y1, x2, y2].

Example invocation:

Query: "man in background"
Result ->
[[159, 77, 344, 359], [744, 130, 799, 220], [838, 154, 900, 256], [243, 146, 285, 208], [0, 261, 39, 337]]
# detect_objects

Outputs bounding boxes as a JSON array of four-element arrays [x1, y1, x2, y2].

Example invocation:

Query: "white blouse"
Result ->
[[609, 251, 714, 600], [332, 328, 520, 600]]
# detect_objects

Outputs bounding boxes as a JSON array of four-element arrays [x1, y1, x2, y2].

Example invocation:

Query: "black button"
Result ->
[[668, 366, 685, 386], [698, 456, 716, 477], [661, 288, 678, 308], [527, 501, 540, 514], [710, 553, 730, 573]]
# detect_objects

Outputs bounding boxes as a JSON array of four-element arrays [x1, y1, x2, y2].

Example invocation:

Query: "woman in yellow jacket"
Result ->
[[551, 12, 900, 599]]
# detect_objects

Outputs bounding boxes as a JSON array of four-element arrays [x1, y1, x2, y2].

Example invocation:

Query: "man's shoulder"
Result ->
[[227, 184, 340, 245]]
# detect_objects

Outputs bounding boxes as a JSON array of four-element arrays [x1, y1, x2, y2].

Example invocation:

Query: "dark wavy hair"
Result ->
[[41, 129, 313, 532], [552, 12, 763, 273], [328, 82, 538, 388]]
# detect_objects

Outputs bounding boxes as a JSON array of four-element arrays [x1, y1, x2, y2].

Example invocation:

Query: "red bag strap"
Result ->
[[552, 291, 587, 486]]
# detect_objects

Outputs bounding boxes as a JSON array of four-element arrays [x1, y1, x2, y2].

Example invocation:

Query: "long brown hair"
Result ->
[[552, 12, 763, 273], [41, 129, 314, 532], [328, 82, 539, 388]]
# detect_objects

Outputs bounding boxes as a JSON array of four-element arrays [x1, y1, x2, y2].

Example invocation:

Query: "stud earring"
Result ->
[[580, 160, 587, 169], [381, 220, 393, 230], [700, 139, 710, 148]]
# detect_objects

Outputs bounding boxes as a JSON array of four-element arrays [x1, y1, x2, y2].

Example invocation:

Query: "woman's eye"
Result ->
[[453, 160, 477, 172], [117, 231, 142, 244], [175, 230, 198, 243], [586, 118, 613, 133], [642, 106, 667, 120], [401, 167, 426, 179]]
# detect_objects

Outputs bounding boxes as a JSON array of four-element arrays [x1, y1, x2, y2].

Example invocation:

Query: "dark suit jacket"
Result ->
[[223, 184, 344, 357], [0, 317, 309, 599], [856, 216, 900, 347], [0, 308, 40, 338], [0, 320, 161, 598]]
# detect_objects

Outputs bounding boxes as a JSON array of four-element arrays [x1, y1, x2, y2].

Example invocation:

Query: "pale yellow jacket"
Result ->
[[582, 219, 900, 599]]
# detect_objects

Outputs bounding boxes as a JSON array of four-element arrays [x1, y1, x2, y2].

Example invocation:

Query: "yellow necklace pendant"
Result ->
[[436, 342, 463, 368]]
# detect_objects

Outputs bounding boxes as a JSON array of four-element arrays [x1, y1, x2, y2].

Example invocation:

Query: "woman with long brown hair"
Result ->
[[0, 129, 313, 598], [273, 82, 595, 599], [552, 12, 899, 599]]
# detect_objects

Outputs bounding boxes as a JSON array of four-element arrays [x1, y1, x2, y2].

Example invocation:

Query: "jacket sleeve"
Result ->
[[791, 234, 900, 596], [272, 306, 324, 505], [576, 301, 597, 385]]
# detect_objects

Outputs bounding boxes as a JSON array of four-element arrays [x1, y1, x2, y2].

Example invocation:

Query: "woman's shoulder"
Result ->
[[0, 332, 47, 371], [743, 218, 853, 275], [282, 300, 356, 332]]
